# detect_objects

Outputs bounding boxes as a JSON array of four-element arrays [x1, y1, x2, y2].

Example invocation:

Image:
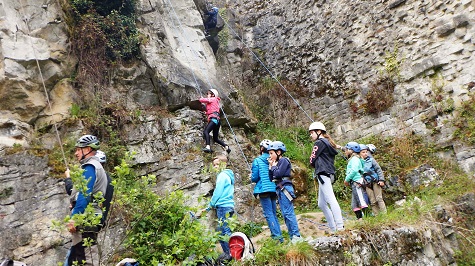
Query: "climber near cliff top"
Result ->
[[199, 89, 231, 154], [204, 6, 219, 36]]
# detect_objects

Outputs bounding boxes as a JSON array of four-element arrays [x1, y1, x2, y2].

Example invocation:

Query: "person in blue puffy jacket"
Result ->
[[251, 139, 283, 242]]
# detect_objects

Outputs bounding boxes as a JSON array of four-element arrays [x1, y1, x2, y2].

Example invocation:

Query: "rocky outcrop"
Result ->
[[221, 0, 475, 172]]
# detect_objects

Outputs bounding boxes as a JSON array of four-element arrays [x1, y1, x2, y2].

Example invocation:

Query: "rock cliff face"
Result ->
[[0, 0, 474, 265], [220, 0, 475, 172]]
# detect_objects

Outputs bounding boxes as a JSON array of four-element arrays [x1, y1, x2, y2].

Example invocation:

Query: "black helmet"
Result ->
[[75, 135, 100, 150]]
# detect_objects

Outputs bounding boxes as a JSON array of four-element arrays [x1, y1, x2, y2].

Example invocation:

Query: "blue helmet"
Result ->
[[212, 7, 219, 12], [345, 141, 361, 153], [359, 144, 368, 151], [268, 141, 286, 153]]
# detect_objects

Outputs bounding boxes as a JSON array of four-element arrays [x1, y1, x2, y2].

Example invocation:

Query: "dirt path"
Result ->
[[250, 212, 331, 247]]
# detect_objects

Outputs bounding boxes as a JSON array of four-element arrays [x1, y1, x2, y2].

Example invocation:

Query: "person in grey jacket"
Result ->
[[360, 144, 387, 215]]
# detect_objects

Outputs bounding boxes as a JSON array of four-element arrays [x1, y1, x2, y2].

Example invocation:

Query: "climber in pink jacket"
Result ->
[[199, 89, 231, 153]]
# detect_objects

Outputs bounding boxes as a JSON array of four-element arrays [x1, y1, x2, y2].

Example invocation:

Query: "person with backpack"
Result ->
[[64, 135, 108, 266], [206, 155, 235, 261], [204, 6, 219, 36], [308, 122, 345, 232], [360, 144, 387, 215], [250, 139, 283, 242], [65, 150, 114, 228], [199, 89, 231, 154], [344, 142, 369, 220], [268, 141, 302, 243]]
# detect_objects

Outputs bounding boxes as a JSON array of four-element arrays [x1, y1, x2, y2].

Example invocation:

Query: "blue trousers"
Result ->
[[276, 185, 300, 239], [216, 206, 234, 254], [259, 194, 283, 241]]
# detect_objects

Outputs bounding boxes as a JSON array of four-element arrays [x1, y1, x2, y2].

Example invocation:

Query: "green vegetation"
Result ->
[[453, 93, 475, 145], [66, 0, 141, 85], [241, 238, 319, 266], [362, 46, 402, 115], [217, 8, 229, 49]]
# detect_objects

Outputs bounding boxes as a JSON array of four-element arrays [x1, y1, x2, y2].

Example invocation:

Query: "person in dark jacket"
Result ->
[[268, 141, 302, 243], [308, 122, 344, 232], [251, 139, 283, 242], [204, 6, 219, 35]]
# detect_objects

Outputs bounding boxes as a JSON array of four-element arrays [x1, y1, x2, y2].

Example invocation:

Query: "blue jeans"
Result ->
[[216, 206, 234, 254], [259, 195, 283, 241], [276, 185, 300, 239]]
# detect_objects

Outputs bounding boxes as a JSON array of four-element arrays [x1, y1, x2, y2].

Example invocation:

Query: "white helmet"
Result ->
[[308, 121, 326, 132], [96, 150, 107, 163], [259, 139, 272, 149], [209, 89, 219, 98], [366, 144, 376, 154]]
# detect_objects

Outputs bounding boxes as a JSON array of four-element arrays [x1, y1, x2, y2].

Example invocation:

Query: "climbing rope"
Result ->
[[222, 19, 314, 122], [17, 0, 68, 169], [162, 0, 260, 239], [162, 0, 252, 171]]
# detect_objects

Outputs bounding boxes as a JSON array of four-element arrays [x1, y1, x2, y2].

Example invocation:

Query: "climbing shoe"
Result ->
[[202, 147, 213, 153], [225, 146, 231, 154]]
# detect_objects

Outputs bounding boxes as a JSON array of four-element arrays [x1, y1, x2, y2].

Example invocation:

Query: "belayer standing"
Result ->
[[199, 89, 231, 153], [268, 141, 302, 242], [203, 155, 235, 262], [251, 139, 283, 242], [360, 144, 387, 215], [64, 135, 108, 266], [308, 122, 345, 232]]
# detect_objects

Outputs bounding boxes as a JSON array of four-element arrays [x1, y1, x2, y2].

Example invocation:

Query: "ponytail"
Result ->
[[322, 132, 338, 148]]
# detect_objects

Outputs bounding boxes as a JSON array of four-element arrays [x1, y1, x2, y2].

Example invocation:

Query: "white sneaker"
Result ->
[[291, 236, 304, 244]]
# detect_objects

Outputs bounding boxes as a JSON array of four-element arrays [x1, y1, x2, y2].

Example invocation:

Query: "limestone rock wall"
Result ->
[[220, 0, 475, 172]]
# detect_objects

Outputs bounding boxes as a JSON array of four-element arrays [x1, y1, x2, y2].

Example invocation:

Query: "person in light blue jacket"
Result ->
[[207, 154, 235, 257], [251, 139, 283, 242], [344, 142, 369, 220]]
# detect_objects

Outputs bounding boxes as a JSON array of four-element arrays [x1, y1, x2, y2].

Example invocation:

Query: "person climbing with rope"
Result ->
[[268, 141, 302, 243], [64, 135, 108, 266], [203, 6, 219, 37], [308, 122, 345, 233], [251, 139, 283, 242], [199, 89, 231, 154]]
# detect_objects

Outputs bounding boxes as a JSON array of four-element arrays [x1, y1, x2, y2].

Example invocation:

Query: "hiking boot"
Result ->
[[225, 146, 231, 154], [216, 252, 232, 264], [202, 147, 212, 153]]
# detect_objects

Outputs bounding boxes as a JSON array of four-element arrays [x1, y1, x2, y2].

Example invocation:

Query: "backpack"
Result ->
[[229, 232, 255, 261], [100, 172, 114, 228], [362, 158, 378, 186]]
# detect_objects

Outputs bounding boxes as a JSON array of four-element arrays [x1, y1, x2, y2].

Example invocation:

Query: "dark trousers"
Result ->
[[203, 120, 226, 147], [65, 232, 97, 266]]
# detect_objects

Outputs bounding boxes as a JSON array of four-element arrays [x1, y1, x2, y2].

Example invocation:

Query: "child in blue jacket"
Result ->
[[344, 142, 369, 220], [251, 139, 283, 242]]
